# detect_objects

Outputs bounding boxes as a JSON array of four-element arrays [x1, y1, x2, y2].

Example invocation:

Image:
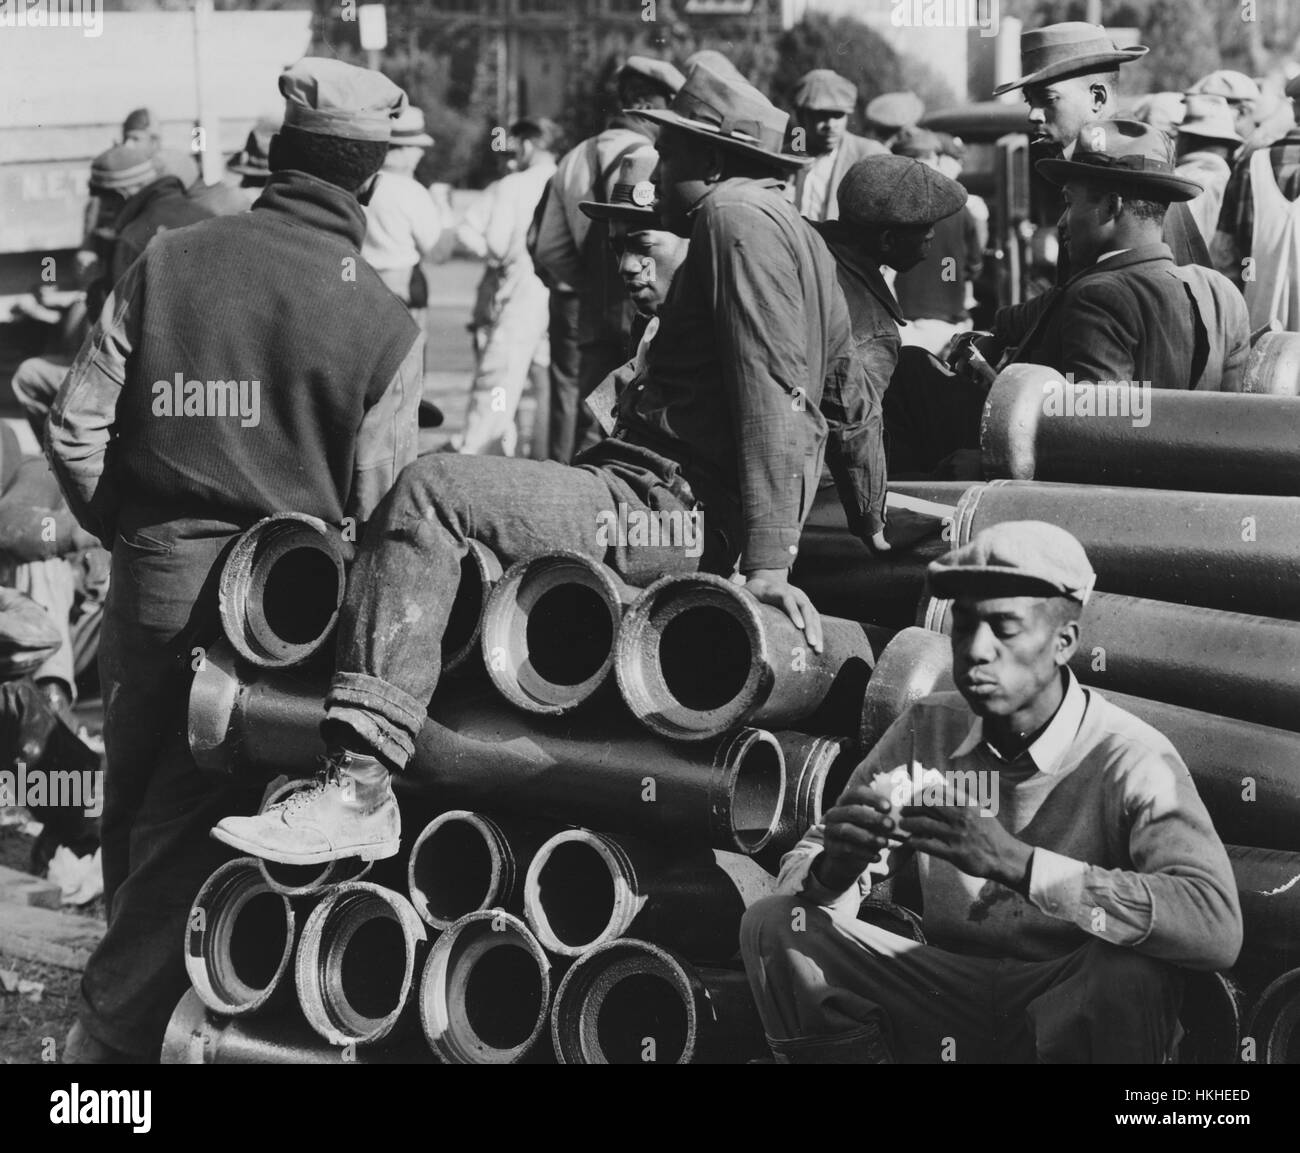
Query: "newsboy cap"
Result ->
[[279, 57, 407, 143], [793, 69, 857, 113], [928, 521, 1096, 604], [837, 155, 966, 228], [864, 91, 925, 131]]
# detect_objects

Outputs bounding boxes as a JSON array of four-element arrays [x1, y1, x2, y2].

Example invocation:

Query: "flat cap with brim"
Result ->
[[928, 521, 1096, 604], [1186, 70, 1261, 103], [838, 155, 966, 228], [891, 126, 943, 158], [1037, 118, 1203, 202], [793, 69, 857, 113], [390, 105, 434, 148], [280, 57, 407, 143], [993, 22, 1148, 97], [633, 58, 810, 169], [865, 91, 925, 130], [621, 55, 687, 97], [90, 144, 157, 192], [579, 147, 660, 224]]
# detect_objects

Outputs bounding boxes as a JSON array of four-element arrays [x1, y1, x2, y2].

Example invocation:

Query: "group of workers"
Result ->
[[11, 16, 1291, 1064]]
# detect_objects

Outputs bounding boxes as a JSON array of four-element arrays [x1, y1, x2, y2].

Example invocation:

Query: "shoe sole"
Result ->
[[209, 826, 400, 866]]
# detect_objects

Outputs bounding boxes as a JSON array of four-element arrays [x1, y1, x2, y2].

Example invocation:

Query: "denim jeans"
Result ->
[[326, 439, 740, 771]]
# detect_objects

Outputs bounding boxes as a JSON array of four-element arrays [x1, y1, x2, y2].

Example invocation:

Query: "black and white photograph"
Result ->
[[0, 0, 1296, 1127]]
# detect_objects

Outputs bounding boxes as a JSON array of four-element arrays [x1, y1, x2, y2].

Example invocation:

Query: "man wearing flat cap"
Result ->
[[990, 120, 1248, 393], [742, 521, 1242, 1063], [999, 21, 1213, 278], [532, 55, 686, 463], [811, 154, 971, 480], [1211, 71, 1300, 328], [863, 91, 924, 148], [788, 69, 887, 222], [214, 59, 891, 883], [49, 57, 424, 1062]]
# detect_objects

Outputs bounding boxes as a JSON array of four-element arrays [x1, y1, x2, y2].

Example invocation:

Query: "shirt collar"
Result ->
[[1096, 247, 1131, 264], [950, 669, 1087, 774]]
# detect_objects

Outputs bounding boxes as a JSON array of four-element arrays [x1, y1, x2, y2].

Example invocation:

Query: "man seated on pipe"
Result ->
[[575, 146, 689, 436], [740, 522, 1242, 1063], [212, 58, 892, 866]]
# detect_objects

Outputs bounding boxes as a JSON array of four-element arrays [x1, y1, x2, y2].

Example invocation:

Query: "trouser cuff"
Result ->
[[325, 673, 424, 771]]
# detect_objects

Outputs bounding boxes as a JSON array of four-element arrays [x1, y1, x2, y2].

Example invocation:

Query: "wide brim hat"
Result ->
[[1036, 118, 1203, 202], [1176, 96, 1242, 146], [579, 146, 660, 223], [993, 22, 1148, 97], [390, 105, 435, 148], [633, 58, 810, 169]]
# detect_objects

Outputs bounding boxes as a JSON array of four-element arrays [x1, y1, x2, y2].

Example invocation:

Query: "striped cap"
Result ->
[[90, 145, 158, 192]]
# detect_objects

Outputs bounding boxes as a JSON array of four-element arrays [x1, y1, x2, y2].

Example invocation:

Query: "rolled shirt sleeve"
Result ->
[[348, 332, 425, 525]]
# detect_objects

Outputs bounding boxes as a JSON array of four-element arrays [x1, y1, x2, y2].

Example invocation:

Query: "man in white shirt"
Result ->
[[455, 118, 560, 456], [788, 70, 888, 222]]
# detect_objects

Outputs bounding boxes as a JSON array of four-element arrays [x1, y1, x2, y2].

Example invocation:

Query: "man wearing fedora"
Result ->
[[532, 55, 686, 463], [787, 69, 887, 223], [993, 120, 1248, 392], [740, 521, 1241, 1063], [48, 58, 424, 1062], [1212, 73, 1300, 328], [997, 21, 1213, 277], [212, 60, 890, 875], [576, 147, 689, 436], [1174, 96, 1243, 246]]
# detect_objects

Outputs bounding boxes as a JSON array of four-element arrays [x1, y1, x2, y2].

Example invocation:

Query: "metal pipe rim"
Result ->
[[185, 856, 295, 1016], [418, 909, 552, 1064], [294, 881, 427, 1047], [442, 540, 504, 675], [1243, 967, 1300, 1064], [615, 572, 772, 741], [523, 828, 639, 957], [480, 550, 626, 715], [712, 727, 786, 854], [407, 809, 513, 930], [551, 937, 698, 1064]]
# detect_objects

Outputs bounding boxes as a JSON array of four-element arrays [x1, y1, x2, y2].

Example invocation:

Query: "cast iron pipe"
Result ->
[[859, 628, 1300, 850], [441, 539, 503, 675], [218, 512, 350, 668], [407, 810, 556, 931], [981, 363, 1300, 494], [615, 572, 887, 741], [1243, 331, 1300, 397], [951, 480, 1300, 620], [522, 828, 775, 960], [920, 592, 1300, 733], [1227, 844, 1300, 990], [294, 881, 427, 1047], [417, 909, 554, 1064], [1243, 967, 1300, 1064], [189, 639, 330, 778], [184, 857, 297, 1016], [480, 549, 636, 715], [1178, 972, 1245, 1065], [551, 938, 768, 1064], [161, 989, 435, 1064], [803, 481, 971, 530], [753, 732, 858, 874], [792, 530, 950, 626]]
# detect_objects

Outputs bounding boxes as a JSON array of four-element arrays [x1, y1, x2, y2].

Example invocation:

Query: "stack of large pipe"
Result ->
[[168, 535, 881, 1063]]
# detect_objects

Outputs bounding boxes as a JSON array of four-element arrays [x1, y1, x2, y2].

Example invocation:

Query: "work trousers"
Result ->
[[77, 514, 260, 1058], [545, 291, 582, 463], [741, 894, 1184, 1064], [326, 443, 736, 771]]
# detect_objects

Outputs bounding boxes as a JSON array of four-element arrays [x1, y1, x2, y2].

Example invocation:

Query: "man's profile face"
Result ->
[[1058, 179, 1110, 268], [608, 223, 688, 316], [652, 128, 714, 237], [882, 222, 935, 272], [1024, 76, 1106, 149], [949, 593, 1076, 719], [796, 107, 848, 156], [1228, 99, 1257, 139]]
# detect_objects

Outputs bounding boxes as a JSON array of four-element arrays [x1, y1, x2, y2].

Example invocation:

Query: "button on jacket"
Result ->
[[613, 177, 885, 571]]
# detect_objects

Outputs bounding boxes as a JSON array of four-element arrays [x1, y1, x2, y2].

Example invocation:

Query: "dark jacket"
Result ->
[[109, 176, 216, 287], [996, 242, 1249, 390]]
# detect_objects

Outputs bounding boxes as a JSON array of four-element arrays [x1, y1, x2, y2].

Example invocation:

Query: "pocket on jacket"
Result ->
[[116, 529, 173, 557]]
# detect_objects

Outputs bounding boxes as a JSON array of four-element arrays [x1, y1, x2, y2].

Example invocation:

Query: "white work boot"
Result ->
[[211, 751, 400, 865]]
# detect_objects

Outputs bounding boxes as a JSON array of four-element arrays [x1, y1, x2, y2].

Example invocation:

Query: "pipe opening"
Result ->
[[731, 738, 784, 851], [535, 841, 616, 949], [412, 820, 497, 925], [337, 913, 406, 1021], [260, 546, 340, 646], [593, 971, 690, 1065], [443, 553, 488, 662], [659, 606, 751, 710], [525, 584, 613, 687], [821, 747, 859, 815], [226, 891, 289, 991], [464, 941, 547, 1051]]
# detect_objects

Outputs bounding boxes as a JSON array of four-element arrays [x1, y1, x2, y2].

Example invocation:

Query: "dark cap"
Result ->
[[928, 521, 1096, 603], [837, 155, 966, 227], [793, 69, 857, 113]]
